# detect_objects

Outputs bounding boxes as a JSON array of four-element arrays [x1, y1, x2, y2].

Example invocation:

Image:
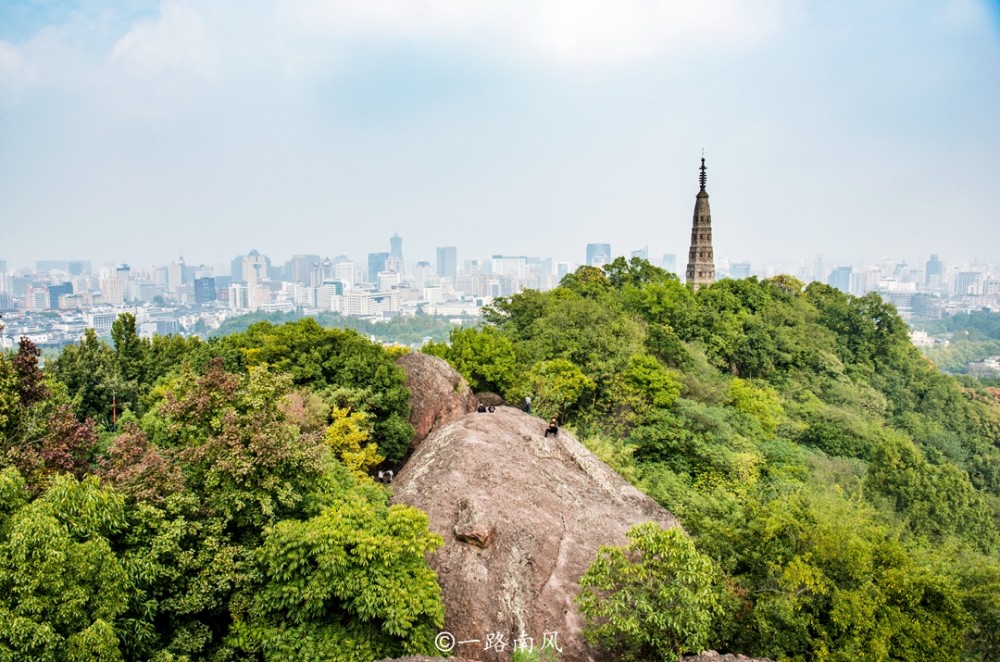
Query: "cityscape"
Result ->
[[2, 232, 997, 350]]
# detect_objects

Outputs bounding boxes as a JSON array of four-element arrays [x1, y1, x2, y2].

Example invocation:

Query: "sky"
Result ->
[[1, 0, 999, 272]]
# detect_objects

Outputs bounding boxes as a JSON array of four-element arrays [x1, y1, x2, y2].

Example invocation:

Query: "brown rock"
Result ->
[[682, 653, 774, 662], [397, 351, 479, 449], [392, 406, 680, 661]]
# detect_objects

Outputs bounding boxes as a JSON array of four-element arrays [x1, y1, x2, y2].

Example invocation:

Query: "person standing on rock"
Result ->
[[525, 396, 531, 414]]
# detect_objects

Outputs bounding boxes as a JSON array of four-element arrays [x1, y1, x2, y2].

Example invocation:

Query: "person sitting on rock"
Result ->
[[544, 417, 559, 438], [487, 405, 496, 413], [477, 404, 487, 413]]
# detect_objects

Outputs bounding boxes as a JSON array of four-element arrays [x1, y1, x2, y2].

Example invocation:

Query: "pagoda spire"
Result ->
[[685, 154, 716, 290]]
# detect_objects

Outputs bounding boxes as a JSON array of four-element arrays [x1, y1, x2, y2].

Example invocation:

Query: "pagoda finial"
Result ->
[[699, 153, 707, 192]]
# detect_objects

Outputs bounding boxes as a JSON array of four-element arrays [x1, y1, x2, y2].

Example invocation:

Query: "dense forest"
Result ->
[[426, 258, 1000, 661], [0, 315, 444, 660], [2, 258, 999, 660]]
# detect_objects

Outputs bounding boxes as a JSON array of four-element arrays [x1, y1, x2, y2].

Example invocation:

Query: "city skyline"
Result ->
[[1, 2, 999, 268]]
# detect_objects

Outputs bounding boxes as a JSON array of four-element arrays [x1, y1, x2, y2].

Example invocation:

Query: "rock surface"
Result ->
[[683, 652, 774, 662], [392, 406, 680, 661], [396, 352, 479, 449]]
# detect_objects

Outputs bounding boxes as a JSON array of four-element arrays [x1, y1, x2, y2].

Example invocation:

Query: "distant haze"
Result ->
[[1, 1, 998, 270]]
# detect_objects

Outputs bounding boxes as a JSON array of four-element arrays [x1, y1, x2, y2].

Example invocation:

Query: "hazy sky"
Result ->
[[1, 0, 998, 272]]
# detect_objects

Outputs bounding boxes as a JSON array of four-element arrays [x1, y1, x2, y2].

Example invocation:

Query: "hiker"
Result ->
[[487, 405, 496, 413], [544, 417, 559, 438], [477, 404, 487, 413], [525, 396, 531, 414]]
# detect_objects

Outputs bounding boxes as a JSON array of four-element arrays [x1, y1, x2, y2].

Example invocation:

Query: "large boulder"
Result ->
[[392, 406, 680, 661], [396, 351, 479, 449]]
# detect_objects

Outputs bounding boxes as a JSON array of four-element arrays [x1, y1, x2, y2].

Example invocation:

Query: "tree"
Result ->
[[325, 406, 382, 477], [227, 465, 445, 660], [430, 326, 518, 395], [576, 523, 725, 661], [49, 328, 119, 425], [0, 470, 136, 661], [508, 358, 596, 421]]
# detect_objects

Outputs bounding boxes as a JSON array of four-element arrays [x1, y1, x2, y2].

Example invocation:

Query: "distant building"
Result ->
[[925, 254, 944, 286], [662, 253, 677, 274], [334, 258, 356, 290], [413, 261, 433, 288], [437, 247, 457, 280], [955, 271, 982, 296], [389, 233, 404, 273], [26, 286, 49, 311], [631, 246, 648, 260], [685, 156, 716, 289], [168, 257, 186, 293], [368, 252, 389, 283], [828, 266, 852, 293], [48, 282, 73, 309], [194, 277, 217, 304], [241, 250, 269, 286], [586, 243, 611, 267], [36, 260, 91, 275], [730, 262, 751, 280], [285, 254, 321, 285]]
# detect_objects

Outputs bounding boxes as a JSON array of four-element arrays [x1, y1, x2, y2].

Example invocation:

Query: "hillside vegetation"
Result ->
[[0, 315, 443, 660], [427, 258, 1000, 661], [2, 259, 1000, 660]]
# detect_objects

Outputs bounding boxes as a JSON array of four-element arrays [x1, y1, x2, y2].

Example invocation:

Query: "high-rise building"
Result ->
[[955, 271, 982, 296], [631, 246, 648, 261], [437, 247, 457, 280], [925, 254, 944, 286], [389, 233, 404, 273], [828, 266, 852, 293], [368, 252, 389, 283], [662, 253, 677, 274], [334, 259, 356, 289], [285, 255, 321, 285], [48, 282, 73, 309], [241, 250, 269, 285], [685, 156, 716, 289], [586, 243, 611, 266], [194, 277, 217, 304], [168, 257, 186, 293]]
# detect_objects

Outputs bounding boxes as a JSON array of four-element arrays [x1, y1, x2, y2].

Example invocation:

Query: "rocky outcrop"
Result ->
[[392, 406, 680, 661], [683, 653, 774, 662], [396, 352, 479, 449]]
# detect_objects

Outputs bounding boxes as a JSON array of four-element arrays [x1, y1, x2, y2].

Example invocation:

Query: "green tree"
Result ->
[[427, 326, 517, 394], [0, 470, 136, 661], [576, 523, 726, 661], [227, 464, 445, 660], [508, 358, 596, 420]]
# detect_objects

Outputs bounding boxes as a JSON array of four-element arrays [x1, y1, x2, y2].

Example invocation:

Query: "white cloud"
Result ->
[[109, 1, 219, 78], [278, 0, 792, 64], [0, 40, 25, 76]]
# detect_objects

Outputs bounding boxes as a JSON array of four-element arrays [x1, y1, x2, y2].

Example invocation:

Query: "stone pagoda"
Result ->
[[685, 155, 716, 289]]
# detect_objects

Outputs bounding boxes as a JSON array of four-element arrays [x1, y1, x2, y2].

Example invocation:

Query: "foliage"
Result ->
[[576, 523, 726, 661], [212, 319, 414, 464], [425, 326, 518, 395], [325, 406, 382, 477], [507, 358, 595, 421], [227, 464, 445, 660]]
